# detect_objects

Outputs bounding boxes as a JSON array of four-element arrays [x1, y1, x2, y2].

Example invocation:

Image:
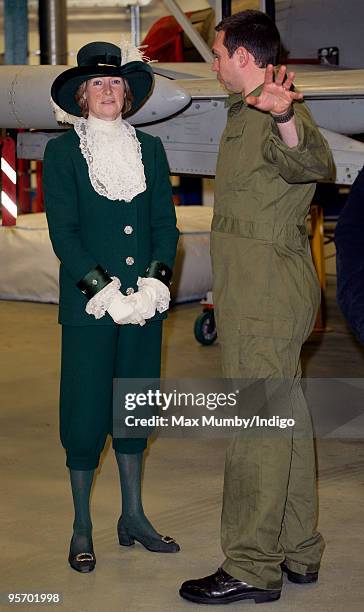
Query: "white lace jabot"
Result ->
[[74, 114, 146, 202]]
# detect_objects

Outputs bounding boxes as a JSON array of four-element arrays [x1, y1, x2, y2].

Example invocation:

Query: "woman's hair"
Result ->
[[75, 77, 133, 117]]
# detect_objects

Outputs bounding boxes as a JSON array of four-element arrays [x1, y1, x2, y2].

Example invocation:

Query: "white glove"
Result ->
[[85, 275, 169, 325], [107, 291, 145, 325], [127, 277, 170, 323], [85, 277, 144, 324], [141, 277, 170, 314]]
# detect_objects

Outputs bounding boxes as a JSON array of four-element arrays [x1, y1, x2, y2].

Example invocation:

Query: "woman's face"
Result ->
[[85, 75, 125, 120]]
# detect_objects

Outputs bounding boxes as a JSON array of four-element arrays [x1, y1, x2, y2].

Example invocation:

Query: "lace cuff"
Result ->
[[86, 277, 121, 319], [137, 277, 170, 314]]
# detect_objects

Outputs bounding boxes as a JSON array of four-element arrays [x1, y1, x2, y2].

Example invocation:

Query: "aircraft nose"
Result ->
[[128, 75, 191, 124]]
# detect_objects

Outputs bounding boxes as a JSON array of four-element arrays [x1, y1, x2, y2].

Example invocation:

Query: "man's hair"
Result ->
[[215, 10, 280, 67]]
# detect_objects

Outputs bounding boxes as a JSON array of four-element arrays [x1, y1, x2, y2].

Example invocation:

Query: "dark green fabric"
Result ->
[[60, 321, 162, 470], [69, 469, 94, 555], [78, 41, 121, 66], [43, 128, 179, 325], [115, 452, 165, 545]]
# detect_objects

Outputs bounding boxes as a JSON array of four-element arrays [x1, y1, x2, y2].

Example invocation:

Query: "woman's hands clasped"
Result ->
[[107, 291, 146, 325], [106, 278, 170, 326]]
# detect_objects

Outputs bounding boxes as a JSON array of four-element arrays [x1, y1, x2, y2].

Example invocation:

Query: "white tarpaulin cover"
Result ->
[[0, 206, 213, 305]]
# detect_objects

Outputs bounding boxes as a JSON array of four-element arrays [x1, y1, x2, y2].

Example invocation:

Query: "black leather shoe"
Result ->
[[179, 568, 281, 604], [68, 550, 96, 573], [281, 563, 318, 584]]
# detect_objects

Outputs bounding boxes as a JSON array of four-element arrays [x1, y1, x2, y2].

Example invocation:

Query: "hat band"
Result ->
[[83, 53, 120, 67]]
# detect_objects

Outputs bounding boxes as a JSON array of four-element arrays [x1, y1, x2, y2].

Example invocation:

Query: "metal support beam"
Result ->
[[221, 0, 231, 19], [163, 0, 214, 63], [4, 0, 29, 65], [130, 5, 141, 48], [210, 0, 222, 25], [260, 0, 276, 21], [38, 0, 68, 65]]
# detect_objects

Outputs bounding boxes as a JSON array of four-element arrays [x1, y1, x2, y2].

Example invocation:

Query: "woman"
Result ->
[[43, 41, 180, 573]]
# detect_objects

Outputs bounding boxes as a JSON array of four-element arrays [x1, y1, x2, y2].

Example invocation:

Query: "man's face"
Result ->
[[86, 75, 125, 121], [211, 31, 243, 93]]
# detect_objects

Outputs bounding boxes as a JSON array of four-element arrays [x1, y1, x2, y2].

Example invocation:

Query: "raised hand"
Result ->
[[245, 64, 303, 115]]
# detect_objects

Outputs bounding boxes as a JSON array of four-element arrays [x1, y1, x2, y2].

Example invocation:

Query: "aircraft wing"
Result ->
[[3, 62, 363, 184], [138, 63, 364, 184], [152, 63, 364, 134]]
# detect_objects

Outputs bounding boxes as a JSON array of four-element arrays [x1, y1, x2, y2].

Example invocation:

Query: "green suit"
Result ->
[[43, 128, 178, 325], [43, 128, 179, 469], [211, 89, 334, 589]]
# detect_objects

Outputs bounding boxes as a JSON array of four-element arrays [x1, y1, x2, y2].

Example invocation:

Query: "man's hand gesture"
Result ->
[[245, 64, 303, 115]]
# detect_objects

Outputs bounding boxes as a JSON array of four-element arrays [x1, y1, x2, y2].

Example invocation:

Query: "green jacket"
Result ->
[[211, 89, 335, 345], [43, 128, 179, 325]]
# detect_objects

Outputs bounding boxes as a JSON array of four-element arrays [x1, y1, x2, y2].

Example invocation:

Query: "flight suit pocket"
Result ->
[[219, 119, 247, 186], [238, 316, 297, 379], [224, 117, 246, 139], [239, 316, 294, 340]]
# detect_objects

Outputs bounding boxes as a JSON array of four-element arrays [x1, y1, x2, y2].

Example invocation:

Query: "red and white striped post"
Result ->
[[1, 136, 17, 226]]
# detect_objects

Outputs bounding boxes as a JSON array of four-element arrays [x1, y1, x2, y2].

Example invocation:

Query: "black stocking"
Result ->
[[115, 451, 160, 541]]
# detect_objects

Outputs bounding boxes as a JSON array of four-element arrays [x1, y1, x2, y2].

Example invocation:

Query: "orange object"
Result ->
[[142, 13, 193, 62]]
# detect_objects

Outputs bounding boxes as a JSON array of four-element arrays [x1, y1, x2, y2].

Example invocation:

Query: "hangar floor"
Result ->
[[1, 277, 363, 612]]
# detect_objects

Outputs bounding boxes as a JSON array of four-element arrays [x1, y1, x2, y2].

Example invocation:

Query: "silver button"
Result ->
[[92, 279, 98, 285], [126, 256, 134, 266], [124, 225, 133, 235], [126, 287, 134, 295]]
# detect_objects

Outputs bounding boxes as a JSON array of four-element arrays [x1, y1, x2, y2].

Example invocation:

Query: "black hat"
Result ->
[[51, 41, 154, 117]]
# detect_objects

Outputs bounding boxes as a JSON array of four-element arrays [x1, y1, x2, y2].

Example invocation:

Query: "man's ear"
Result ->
[[235, 46, 249, 68]]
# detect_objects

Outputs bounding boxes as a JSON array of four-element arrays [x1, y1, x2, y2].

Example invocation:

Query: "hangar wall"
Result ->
[[0, 0, 211, 65]]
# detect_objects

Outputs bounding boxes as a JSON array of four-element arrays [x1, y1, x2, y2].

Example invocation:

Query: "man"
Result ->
[[179, 10, 334, 605], [335, 166, 364, 345]]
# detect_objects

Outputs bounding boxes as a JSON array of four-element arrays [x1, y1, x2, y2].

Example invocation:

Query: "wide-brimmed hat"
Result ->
[[51, 41, 154, 117]]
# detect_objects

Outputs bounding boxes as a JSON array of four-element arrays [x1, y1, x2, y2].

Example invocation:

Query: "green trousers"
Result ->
[[218, 328, 324, 590], [60, 321, 162, 470]]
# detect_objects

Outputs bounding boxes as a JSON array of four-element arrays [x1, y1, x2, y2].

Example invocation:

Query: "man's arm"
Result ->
[[246, 64, 334, 182], [273, 116, 299, 148], [246, 64, 302, 148]]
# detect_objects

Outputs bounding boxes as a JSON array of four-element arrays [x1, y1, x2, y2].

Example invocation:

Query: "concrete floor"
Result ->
[[1, 277, 364, 612]]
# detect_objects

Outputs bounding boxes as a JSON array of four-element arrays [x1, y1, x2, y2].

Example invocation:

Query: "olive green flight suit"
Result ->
[[211, 87, 335, 590]]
